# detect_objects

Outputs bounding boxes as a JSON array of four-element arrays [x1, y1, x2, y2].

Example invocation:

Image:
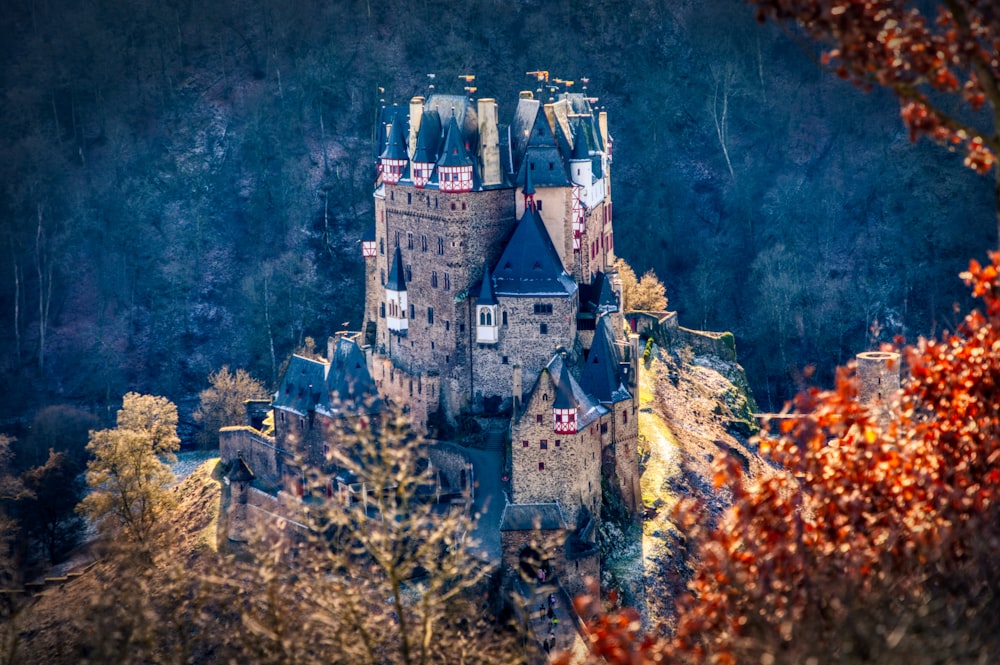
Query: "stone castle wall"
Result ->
[[511, 376, 603, 526], [220, 426, 286, 491], [472, 294, 578, 412], [371, 354, 441, 432], [373, 185, 515, 379]]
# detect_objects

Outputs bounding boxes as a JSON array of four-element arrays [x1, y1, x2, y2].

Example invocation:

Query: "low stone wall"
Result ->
[[427, 443, 473, 495], [626, 311, 738, 363], [676, 327, 737, 363], [219, 426, 288, 490]]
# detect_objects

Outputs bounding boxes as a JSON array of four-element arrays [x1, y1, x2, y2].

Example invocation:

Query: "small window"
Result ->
[[380, 302, 385, 318], [380, 269, 385, 285], [407, 192, 412, 204], [555, 440, 561, 447], [540, 323, 548, 335], [438, 237, 444, 255], [421, 235, 428, 251], [538, 462, 545, 471], [461, 201, 467, 210], [431, 271, 438, 288], [409, 304, 414, 319], [502, 356, 509, 364], [407, 232, 413, 249], [536, 414, 543, 424], [533, 303, 553, 315], [540, 440, 547, 450], [446, 321, 451, 331], [444, 273, 451, 291], [537, 200, 543, 211], [623, 409, 627, 424], [405, 265, 412, 281], [522, 440, 529, 448], [428, 307, 434, 324], [380, 238, 384, 255], [601, 423, 608, 434], [394, 231, 400, 247], [502, 311, 508, 326], [459, 324, 465, 333]]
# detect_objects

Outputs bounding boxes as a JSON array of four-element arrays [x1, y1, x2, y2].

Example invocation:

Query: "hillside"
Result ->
[[0, 0, 993, 423]]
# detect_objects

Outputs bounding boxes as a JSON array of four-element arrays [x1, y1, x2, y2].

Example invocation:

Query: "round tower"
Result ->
[[856, 351, 900, 420]]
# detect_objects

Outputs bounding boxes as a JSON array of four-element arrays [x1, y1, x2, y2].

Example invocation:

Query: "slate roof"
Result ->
[[510, 97, 541, 173], [542, 354, 607, 429], [274, 339, 379, 419], [476, 262, 498, 306], [493, 207, 576, 297], [580, 271, 618, 314], [581, 316, 630, 404], [375, 105, 408, 162], [514, 106, 570, 187], [500, 502, 567, 531], [413, 110, 442, 163], [386, 246, 407, 291], [326, 336, 376, 402], [380, 115, 409, 160], [273, 355, 327, 415], [437, 116, 473, 168], [425, 94, 478, 145]]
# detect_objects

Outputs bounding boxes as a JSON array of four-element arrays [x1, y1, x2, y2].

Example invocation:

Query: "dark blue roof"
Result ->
[[327, 337, 376, 402], [437, 117, 473, 168], [581, 271, 618, 314], [274, 355, 326, 415], [542, 355, 606, 428], [375, 106, 408, 162], [386, 246, 407, 291], [515, 107, 570, 187], [413, 110, 442, 163], [500, 502, 567, 531], [477, 262, 498, 306], [493, 207, 576, 297], [380, 116, 409, 160], [581, 316, 628, 404]]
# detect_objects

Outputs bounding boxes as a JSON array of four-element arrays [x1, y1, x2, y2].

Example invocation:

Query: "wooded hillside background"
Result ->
[[0, 0, 993, 421]]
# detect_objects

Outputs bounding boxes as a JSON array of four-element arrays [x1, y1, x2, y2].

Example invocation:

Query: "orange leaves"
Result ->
[[753, 0, 998, 177]]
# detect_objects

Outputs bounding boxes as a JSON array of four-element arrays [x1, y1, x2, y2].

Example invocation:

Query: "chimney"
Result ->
[[598, 110, 609, 148], [408, 96, 425, 158], [477, 98, 501, 186]]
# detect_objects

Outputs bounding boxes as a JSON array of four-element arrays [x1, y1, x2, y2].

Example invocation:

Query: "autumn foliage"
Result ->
[[578, 253, 1000, 663]]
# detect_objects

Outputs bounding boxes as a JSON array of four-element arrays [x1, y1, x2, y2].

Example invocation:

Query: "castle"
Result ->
[[221, 86, 641, 603]]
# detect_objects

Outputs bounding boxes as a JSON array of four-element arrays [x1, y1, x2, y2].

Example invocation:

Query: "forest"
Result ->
[[1, 0, 994, 424]]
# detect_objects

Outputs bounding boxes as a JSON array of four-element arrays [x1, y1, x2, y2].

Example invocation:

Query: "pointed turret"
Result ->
[[476, 262, 499, 344], [385, 246, 408, 334], [437, 116, 474, 193], [552, 363, 578, 434], [582, 316, 628, 404], [380, 117, 409, 184], [493, 206, 576, 297], [412, 110, 442, 188], [522, 164, 536, 211]]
